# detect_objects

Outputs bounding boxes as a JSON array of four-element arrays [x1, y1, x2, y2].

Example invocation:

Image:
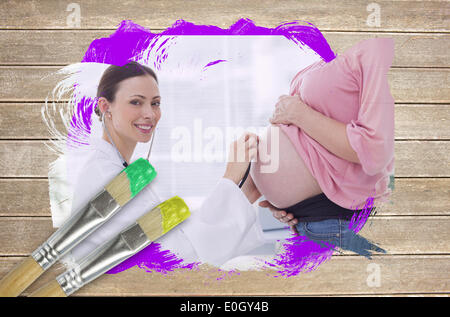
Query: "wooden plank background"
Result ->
[[0, 0, 449, 296]]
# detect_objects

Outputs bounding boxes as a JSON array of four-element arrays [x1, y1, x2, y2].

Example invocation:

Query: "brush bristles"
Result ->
[[137, 207, 164, 241], [137, 197, 191, 241], [105, 158, 156, 207], [105, 172, 133, 207], [158, 196, 191, 234]]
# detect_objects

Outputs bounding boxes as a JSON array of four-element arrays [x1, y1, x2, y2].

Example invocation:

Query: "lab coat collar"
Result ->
[[90, 137, 123, 164]]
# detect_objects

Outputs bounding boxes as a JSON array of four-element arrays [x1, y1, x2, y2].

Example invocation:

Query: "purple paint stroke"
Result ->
[[348, 196, 376, 233], [69, 18, 335, 147], [67, 18, 338, 277], [264, 234, 335, 278], [67, 95, 95, 148], [82, 18, 335, 66], [215, 269, 241, 281], [203, 59, 227, 71], [106, 242, 199, 275]]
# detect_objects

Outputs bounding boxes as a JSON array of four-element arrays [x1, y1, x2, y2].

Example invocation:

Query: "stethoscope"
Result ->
[[102, 111, 156, 168], [238, 163, 251, 189]]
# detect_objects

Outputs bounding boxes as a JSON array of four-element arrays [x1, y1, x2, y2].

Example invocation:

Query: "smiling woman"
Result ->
[[94, 62, 161, 166]]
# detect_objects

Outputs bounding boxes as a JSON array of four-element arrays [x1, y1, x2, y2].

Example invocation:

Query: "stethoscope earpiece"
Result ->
[[102, 111, 128, 167]]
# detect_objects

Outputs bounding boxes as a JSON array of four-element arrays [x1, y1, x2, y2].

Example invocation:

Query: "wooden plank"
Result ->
[[357, 216, 450, 254], [0, 0, 448, 32], [394, 141, 450, 177], [0, 179, 50, 216], [0, 67, 63, 102], [1, 178, 448, 217], [0, 31, 448, 68], [1, 67, 449, 103], [395, 105, 450, 140], [1, 103, 448, 140], [0, 216, 448, 256], [0, 30, 111, 65], [0, 218, 55, 255], [1, 140, 449, 177], [382, 178, 450, 216], [0, 103, 66, 139], [0, 141, 58, 177], [387, 68, 450, 104], [1, 255, 449, 295], [325, 33, 450, 68]]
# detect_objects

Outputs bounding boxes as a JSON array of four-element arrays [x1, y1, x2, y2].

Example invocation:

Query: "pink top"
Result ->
[[280, 38, 395, 209]]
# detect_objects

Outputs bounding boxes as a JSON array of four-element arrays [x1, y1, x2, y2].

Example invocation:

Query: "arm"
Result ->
[[181, 132, 265, 266], [240, 173, 262, 204], [223, 132, 262, 204], [270, 95, 360, 164]]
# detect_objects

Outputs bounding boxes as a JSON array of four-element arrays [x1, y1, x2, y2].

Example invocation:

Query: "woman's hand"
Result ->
[[259, 200, 299, 234], [269, 95, 309, 126], [223, 132, 259, 185], [271, 94, 361, 164]]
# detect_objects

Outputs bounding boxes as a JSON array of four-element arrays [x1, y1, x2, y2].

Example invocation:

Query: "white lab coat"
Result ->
[[62, 137, 265, 267]]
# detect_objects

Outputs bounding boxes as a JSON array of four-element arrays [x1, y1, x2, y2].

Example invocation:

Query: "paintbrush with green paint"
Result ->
[[30, 196, 190, 297], [0, 158, 157, 297]]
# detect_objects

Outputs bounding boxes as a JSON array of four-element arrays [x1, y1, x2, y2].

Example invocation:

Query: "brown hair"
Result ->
[[94, 61, 158, 120]]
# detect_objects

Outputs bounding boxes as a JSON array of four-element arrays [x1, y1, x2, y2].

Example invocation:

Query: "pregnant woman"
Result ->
[[242, 38, 395, 257]]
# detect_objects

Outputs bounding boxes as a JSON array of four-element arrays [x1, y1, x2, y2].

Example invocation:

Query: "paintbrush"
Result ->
[[0, 158, 157, 297], [29, 196, 190, 297]]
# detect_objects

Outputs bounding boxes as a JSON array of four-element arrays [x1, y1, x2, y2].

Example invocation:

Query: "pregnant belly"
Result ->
[[250, 125, 323, 209]]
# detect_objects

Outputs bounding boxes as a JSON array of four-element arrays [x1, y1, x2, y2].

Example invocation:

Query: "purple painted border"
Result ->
[[68, 18, 361, 277]]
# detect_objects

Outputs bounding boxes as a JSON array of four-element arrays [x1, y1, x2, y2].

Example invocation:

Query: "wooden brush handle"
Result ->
[[0, 256, 44, 297], [29, 280, 67, 297]]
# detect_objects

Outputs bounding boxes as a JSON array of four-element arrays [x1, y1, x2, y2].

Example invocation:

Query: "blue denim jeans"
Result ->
[[294, 218, 386, 258]]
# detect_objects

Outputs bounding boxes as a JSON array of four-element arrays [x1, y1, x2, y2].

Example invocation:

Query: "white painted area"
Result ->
[[46, 36, 319, 258]]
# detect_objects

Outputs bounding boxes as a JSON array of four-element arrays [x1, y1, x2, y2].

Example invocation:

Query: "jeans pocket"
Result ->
[[301, 220, 340, 248], [303, 220, 340, 237]]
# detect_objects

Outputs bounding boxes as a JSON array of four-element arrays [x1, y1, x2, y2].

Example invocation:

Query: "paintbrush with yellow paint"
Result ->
[[29, 196, 190, 297], [0, 158, 156, 297]]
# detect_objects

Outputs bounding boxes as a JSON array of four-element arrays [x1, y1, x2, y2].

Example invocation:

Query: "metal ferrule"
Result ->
[[32, 190, 121, 271], [56, 222, 151, 296]]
